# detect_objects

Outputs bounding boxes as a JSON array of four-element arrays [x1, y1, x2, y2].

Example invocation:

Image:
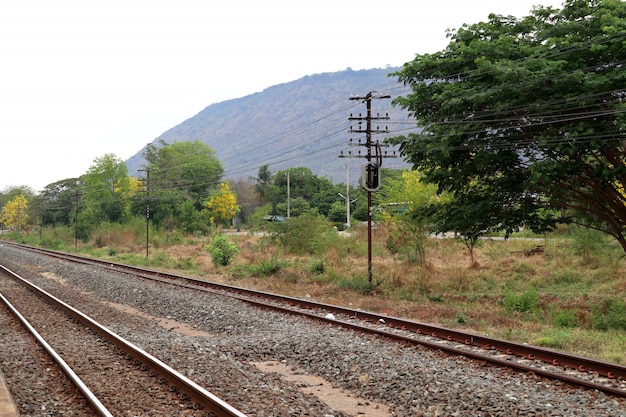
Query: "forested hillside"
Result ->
[[125, 67, 412, 184]]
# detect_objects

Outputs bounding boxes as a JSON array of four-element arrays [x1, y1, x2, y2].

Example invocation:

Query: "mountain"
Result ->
[[125, 67, 413, 185]]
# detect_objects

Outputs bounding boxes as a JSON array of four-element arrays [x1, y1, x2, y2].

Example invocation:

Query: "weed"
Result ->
[[336, 274, 381, 295], [247, 255, 286, 277], [504, 287, 539, 313], [591, 297, 626, 331], [454, 311, 468, 325], [309, 259, 324, 275], [551, 308, 578, 328], [534, 329, 572, 349]]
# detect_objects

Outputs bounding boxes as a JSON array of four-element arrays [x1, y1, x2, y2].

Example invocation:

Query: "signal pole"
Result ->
[[340, 91, 396, 283]]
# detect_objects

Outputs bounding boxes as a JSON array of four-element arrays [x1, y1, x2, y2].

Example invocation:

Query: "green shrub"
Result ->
[[504, 287, 539, 313], [207, 234, 239, 267], [268, 212, 337, 255], [309, 259, 325, 275], [247, 255, 286, 277], [551, 308, 578, 328], [591, 298, 626, 331]]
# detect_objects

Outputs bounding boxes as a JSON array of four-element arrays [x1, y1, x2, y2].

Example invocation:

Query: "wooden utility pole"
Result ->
[[340, 91, 394, 283], [139, 168, 151, 257]]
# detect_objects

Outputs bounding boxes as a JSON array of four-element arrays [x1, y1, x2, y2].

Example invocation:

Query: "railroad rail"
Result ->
[[3, 240, 626, 399], [0, 262, 247, 417]]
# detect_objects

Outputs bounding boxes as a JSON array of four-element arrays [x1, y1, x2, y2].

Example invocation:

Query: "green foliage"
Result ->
[[551, 308, 578, 328], [207, 234, 239, 267], [534, 329, 573, 350], [336, 274, 381, 295], [142, 139, 223, 228], [266, 167, 336, 216], [569, 224, 610, 265], [377, 170, 440, 266], [504, 287, 539, 314], [246, 255, 286, 277], [591, 298, 626, 331], [82, 153, 132, 225], [268, 212, 336, 255], [309, 259, 325, 275], [390, 0, 626, 252]]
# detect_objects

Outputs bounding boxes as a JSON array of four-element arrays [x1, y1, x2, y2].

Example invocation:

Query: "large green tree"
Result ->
[[141, 139, 223, 228], [391, 0, 626, 251], [36, 178, 81, 226], [266, 167, 335, 216], [82, 153, 132, 225]]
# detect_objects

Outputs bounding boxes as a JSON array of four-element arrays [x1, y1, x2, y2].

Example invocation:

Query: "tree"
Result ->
[[390, 0, 626, 251], [204, 182, 240, 227], [142, 139, 223, 227], [252, 164, 273, 201], [376, 170, 442, 265], [82, 153, 132, 225], [36, 178, 81, 226], [266, 167, 334, 216], [1, 194, 29, 231]]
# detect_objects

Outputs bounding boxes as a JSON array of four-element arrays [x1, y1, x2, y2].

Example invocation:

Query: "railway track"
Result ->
[[5, 241, 624, 397], [1, 240, 625, 416], [0, 263, 247, 417]]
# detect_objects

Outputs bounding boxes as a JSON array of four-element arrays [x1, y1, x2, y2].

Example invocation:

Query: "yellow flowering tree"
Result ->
[[1, 194, 29, 231], [204, 182, 240, 226]]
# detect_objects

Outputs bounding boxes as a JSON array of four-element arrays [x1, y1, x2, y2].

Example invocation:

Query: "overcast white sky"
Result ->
[[0, 0, 563, 192]]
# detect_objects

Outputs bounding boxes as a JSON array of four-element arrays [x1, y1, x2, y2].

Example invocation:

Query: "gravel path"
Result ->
[[1, 244, 625, 416]]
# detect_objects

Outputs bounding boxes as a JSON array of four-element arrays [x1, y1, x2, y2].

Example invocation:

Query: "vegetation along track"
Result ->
[[0, 262, 247, 417], [5, 241, 626, 397]]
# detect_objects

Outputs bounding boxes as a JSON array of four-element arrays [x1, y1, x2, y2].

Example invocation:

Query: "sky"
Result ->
[[0, 0, 564, 192]]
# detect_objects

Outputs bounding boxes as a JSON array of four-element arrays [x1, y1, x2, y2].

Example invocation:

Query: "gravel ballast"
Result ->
[[1, 244, 625, 416]]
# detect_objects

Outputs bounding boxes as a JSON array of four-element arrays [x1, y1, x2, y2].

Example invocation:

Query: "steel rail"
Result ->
[[0, 281, 114, 417], [3, 241, 626, 397], [0, 263, 248, 417]]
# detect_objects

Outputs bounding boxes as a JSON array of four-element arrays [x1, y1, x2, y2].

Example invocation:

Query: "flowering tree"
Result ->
[[205, 182, 240, 226], [1, 194, 29, 231]]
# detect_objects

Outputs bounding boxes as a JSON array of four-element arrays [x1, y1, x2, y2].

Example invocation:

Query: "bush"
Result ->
[[591, 298, 626, 331], [268, 212, 337, 255], [247, 255, 286, 277], [207, 234, 239, 267], [504, 287, 539, 313]]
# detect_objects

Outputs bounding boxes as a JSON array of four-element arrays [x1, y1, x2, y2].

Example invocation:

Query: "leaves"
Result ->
[[1, 194, 29, 230], [391, 0, 626, 252], [205, 182, 240, 225]]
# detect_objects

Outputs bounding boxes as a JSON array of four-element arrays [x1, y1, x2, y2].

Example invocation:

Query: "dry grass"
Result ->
[[25, 222, 626, 364]]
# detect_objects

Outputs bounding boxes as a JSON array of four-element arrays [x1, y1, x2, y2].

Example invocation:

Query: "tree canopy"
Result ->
[[390, 0, 626, 251], [141, 139, 223, 227], [82, 153, 132, 224]]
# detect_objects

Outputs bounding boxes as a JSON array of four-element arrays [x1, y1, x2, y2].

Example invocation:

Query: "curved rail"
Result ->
[[0, 263, 248, 417], [3, 241, 626, 398]]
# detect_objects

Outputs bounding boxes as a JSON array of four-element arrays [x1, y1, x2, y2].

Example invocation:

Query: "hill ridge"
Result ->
[[125, 67, 412, 184]]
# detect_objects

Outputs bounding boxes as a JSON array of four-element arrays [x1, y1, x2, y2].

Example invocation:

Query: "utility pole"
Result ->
[[287, 171, 291, 218], [74, 181, 81, 251], [340, 91, 396, 283], [139, 167, 151, 258]]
